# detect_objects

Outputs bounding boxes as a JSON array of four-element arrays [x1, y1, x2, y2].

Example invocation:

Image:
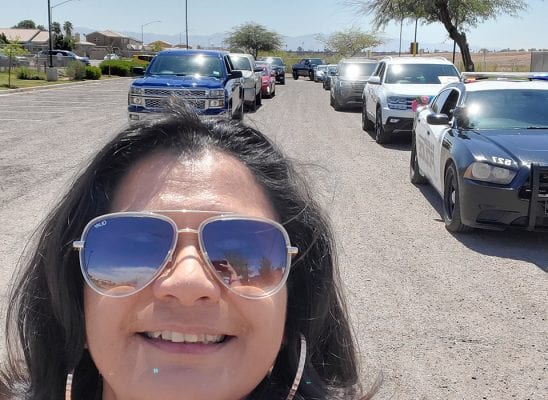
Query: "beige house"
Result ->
[[0, 28, 49, 52], [85, 30, 142, 52]]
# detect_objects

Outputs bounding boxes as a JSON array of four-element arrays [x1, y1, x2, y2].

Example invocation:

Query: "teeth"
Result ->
[[145, 331, 225, 344]]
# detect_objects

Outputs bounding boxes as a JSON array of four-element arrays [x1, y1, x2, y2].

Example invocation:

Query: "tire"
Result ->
[[309, 71, 314, 81], [231, 99, 244, 121], [443, 164, 472, 232], [271, 84, 275, 97], [255, 90, 262, 107], [361, 101, 374, 131], [374, 108, 390, 144], [280, 77, 285, 85], [293, 71, 298, 80], [410, 138, 427, 184], [330, 93, 335, 107], [249, 98, 257, 112]]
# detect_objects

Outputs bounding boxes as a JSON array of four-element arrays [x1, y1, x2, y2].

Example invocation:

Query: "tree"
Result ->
[[63, 21, 73, 38], [343, 0, 529, 71], [37, 25, 46, 31], [12, 20, 36, 29], [224, 22, 282, 59], [315, 27, 383, 57], [0, 33, 8, 45], [0, 41, 28, 88]]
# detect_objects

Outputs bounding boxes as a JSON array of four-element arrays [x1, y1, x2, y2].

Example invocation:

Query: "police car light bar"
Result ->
[[461, 72, 548, 81]]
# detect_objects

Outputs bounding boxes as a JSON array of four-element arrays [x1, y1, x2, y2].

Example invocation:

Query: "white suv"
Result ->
[[362, 56, 460, 143], [230, 53, 263, 112]]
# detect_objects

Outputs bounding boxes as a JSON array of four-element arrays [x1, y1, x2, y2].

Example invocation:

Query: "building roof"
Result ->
[[96, 30, 125, 37], [0, 28, 41, 42]]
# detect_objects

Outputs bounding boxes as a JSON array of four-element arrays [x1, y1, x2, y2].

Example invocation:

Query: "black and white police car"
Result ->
[[410, 72, 548, 232]]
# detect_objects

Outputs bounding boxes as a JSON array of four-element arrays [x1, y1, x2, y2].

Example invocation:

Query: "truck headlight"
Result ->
[[209, 89, 225, 97], [130, 86, 145, 95], [464, 162, 516, 184], [208, 99, 225, 108], [129, 96, 143, 105]]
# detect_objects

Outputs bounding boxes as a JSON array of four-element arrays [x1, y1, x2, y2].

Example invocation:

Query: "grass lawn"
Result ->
[[0, 71, 72, 90]]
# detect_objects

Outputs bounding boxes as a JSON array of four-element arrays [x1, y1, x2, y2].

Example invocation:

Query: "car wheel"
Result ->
[[375, 108, 390, 144], [271, 85, 275, 97], [309, 71, 314, 81], [231, 100, 244, 121], [361, 101, 374, 131], [410, 138, 427, 184], [443, 164, 472, 232], [293, 72, 298, 80], [280, 77, 285, 85], [256, 90, 262, 107], [249, 98, 257, 112]]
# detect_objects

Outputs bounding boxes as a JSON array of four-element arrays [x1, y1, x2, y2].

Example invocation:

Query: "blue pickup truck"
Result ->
[[128, 49, 245, 121], [291, 58, 325, 80]]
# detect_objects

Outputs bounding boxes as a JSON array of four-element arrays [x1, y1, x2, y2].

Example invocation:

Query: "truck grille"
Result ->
[[145, 97, 206, 110], [518, 164, 548, 230], [144, 88, 207, 97], [387, 96, 415, 110]]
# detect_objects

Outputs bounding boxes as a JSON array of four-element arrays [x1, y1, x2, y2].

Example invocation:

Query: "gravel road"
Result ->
[[0, 78, 546, 399]]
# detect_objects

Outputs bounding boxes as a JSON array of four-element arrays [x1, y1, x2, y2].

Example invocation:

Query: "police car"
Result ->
[[410, 72, 548, 232]]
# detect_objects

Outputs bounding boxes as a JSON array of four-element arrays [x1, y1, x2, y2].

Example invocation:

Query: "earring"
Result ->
[[65, 369, 74, 400], [285, 333, 307, 400]]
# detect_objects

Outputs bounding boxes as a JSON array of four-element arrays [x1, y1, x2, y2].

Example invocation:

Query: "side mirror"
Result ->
[[453, 107, 470, 128], [132, 67, 145, 76], [230, 70, 243, 79], [426, 113, 450, 125], [367, 76, 381, 85]]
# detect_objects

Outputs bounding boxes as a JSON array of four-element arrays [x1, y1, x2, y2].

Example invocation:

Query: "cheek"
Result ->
[[84, 288, 135, 373]]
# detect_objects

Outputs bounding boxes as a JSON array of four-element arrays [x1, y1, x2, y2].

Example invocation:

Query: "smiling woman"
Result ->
[[0, 104, 378, 400]]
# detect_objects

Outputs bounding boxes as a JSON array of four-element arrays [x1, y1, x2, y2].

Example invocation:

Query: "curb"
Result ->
[[0, 76, 131, 95]]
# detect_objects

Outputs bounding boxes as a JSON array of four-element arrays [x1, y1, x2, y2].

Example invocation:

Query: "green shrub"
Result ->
[[66, 60, 86, 80], [16, 67, 45, 80], [99, 60, 149, 77], [85, 65, 102, 80]]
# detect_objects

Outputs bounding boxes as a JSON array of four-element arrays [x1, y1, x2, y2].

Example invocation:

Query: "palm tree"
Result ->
[[63, 21, 73, 38]]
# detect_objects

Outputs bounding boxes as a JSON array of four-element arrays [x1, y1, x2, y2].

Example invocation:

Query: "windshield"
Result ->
[[262, 57, 283, 66], [459, 89, 548, 130], [147, 54, 223, 77], [340, 63, 376, 78], [231, 57, 252, 71], [309, 59, 323, 65], [385, 63, 459, 84], [256, 64, 270, 76]]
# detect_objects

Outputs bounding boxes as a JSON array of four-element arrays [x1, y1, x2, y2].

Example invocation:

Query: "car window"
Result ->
[[385, 63, 459, 84], [375, 62, 386, 78], [231, 56, 252, 71], [431, 89, 452, 114], [440, 90, 460, 119], [339, 63, 376, 78], [148, 54, 223, 77], [461, 89, 548, 129]]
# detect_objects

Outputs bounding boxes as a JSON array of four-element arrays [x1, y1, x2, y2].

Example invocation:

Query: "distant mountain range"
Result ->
[[75, 26, 479, 53]]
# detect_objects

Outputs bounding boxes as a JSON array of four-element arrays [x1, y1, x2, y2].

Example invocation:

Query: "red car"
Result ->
[[255, 62, 276, 98]]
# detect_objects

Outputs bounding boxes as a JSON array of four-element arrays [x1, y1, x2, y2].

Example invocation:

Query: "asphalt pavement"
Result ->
[[0, 77, 546, 399]]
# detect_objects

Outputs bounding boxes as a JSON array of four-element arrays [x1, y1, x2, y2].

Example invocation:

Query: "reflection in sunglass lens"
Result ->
[[201, 219, 288, 296], [81, 216, 175, 296]]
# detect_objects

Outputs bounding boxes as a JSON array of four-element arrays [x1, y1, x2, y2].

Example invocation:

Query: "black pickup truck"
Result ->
[[292, 58, 325, 80]]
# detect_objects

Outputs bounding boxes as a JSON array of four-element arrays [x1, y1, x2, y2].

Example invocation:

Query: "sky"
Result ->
[[2, 0, 548, 50]]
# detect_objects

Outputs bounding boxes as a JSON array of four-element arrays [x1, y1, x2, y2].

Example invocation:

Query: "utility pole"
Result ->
[[185, 0, 189, 49]]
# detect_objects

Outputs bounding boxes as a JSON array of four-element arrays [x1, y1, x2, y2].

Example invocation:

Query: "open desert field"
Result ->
[[419, 50, 532, 71]]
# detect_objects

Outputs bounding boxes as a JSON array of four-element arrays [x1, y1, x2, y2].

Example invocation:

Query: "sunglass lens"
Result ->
[[81, 215, 175, 296], [201, 219, 289, 297]]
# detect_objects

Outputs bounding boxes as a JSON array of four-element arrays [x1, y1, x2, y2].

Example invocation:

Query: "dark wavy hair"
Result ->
[[1, 106, 374, 400]]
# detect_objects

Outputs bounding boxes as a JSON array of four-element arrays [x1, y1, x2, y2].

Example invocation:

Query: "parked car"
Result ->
[[230, 53, 262, 111], [362, 56, 460, 143], [292, 58, 325, 80], [36, 49, 90, 66], [103, 53, 120, 60], [314, 65, 329, 82], [128, 49, 244, 121], [323, 64, 338, 90], [411, 73, 548, 232], [257, 56, 285, 84], [255, 62, 276, 98], [330, 58, 377, 110]]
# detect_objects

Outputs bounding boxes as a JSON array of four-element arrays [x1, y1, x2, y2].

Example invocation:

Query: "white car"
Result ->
[[104, 53, 120, 60], [362, 56, 460, 143], [229, 53, 262, 112]]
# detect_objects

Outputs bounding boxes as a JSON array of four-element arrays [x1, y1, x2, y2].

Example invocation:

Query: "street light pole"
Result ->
[[185, 0, 188, 49], [141, 20, 161, 50], [47, 0, 53, 67]]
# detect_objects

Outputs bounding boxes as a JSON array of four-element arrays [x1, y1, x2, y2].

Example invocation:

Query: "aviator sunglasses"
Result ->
[[73, 210, 298, 299]]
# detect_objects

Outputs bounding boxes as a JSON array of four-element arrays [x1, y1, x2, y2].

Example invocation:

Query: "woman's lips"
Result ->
[[137, 332, 233, 354]]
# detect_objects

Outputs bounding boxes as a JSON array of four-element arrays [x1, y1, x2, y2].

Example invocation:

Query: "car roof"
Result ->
[[380, 56, 453, 65], [462, 79, 548, 92], [157, 49, 228, 57], [340, 57, 376, 64]]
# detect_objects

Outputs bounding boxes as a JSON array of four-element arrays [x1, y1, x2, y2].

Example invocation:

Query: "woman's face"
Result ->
[[84, 150, 287, 400]]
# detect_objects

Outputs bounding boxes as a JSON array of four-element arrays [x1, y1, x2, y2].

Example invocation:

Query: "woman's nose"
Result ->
[[151, 237, 222, 305]]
